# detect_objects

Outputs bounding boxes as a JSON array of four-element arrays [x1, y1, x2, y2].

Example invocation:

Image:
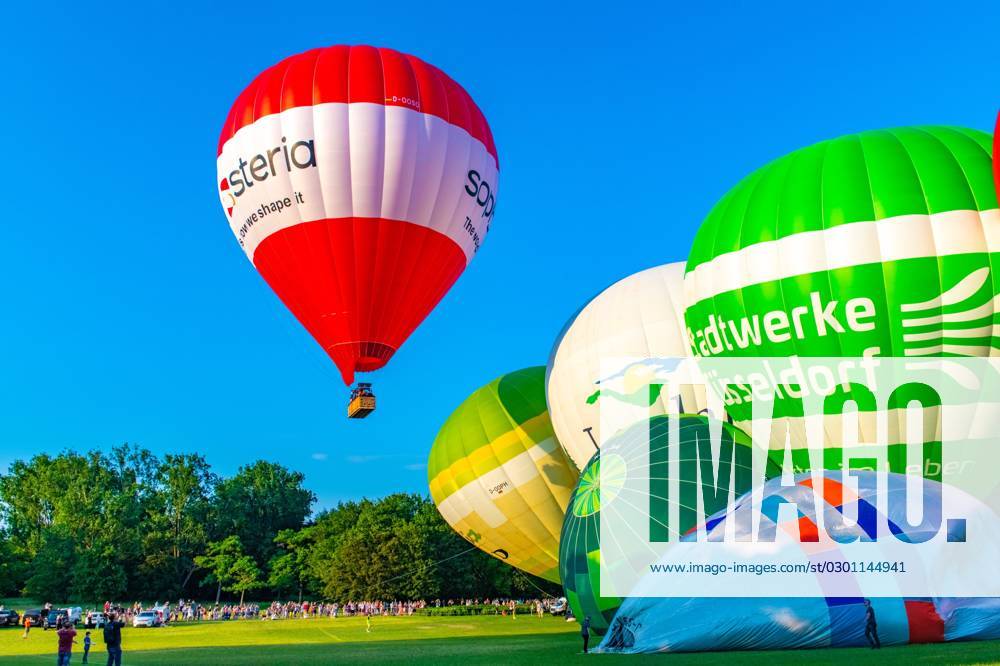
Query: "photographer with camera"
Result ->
[[103, 612, 126, 666], [56, 618, 77, 666]]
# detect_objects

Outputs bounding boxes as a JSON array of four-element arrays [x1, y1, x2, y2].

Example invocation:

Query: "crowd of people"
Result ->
[[432, 598, 560, 610], [15, 596, 565, 663], [14, 596, 559, 631], [425, 597, 564, 618], [261, 600, 424, 619], [76, 597, 557, 624]]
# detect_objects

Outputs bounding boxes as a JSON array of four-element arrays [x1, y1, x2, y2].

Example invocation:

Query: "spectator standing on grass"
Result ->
[[83, 631, 92, 664], [57, 619, 77, 666], [103, 612, 125, 666], [22, 614, 32, 639], [864, 599, 881, 649], [581, 615, 591, 654]]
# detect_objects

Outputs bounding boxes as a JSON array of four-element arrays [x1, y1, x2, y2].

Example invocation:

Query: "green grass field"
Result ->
[[1, 613, 999, 665]]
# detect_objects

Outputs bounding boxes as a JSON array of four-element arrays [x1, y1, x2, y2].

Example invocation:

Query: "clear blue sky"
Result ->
[[2, 2, 997, 510]]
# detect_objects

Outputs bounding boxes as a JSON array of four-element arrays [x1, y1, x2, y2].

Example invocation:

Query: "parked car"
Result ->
[[62, 607, 83, 625], [132, 611, 161, 628], [85, 612, 107, 628], [43, 609, 68, 629], [21, 609, 42, 627], [0, 609, 20, 627], [549, 597, 568, 616]]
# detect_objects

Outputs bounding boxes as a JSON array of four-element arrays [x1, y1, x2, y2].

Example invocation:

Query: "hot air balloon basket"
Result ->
[[348, 391, 376, 419]]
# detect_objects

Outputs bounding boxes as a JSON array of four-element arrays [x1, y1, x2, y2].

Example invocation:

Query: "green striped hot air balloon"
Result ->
[[559, 414, 758, 635], [429, 367, 578, 583], [558, 450, 624, 634], [683, 126, 998, 466]]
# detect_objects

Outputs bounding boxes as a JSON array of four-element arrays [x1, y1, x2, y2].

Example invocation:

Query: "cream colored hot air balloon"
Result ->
[[428, 367, 578, 582], [546, 262, 711, 471]]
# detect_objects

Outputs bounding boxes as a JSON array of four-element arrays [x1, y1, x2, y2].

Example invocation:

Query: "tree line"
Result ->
[[0, 445, 558, 604]]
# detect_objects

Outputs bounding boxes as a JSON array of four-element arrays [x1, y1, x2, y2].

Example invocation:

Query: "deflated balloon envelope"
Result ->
[[599, 471, 1000, 653]]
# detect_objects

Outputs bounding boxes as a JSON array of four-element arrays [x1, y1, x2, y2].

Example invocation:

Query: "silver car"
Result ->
[[132, 611, 160, 628]]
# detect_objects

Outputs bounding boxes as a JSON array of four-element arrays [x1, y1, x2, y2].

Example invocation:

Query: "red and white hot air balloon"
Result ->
[[217, 45, 498, 412], [995, 111, 1000, 202]]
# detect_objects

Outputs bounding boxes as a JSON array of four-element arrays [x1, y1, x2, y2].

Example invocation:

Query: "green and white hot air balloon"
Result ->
[[683, 125, 998, 464], [559, 414, 759, 635], [428, 367, 578, 583]]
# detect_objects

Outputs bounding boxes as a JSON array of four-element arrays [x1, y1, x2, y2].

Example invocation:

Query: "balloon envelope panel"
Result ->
[[428, 367, 577, 583], [547, 263, 709, 472], [558, 452, 623, 634], [559, 415, 755, 635]]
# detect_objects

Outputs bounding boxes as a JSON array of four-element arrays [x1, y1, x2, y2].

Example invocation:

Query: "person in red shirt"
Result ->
[[56, 620, 77, 665]]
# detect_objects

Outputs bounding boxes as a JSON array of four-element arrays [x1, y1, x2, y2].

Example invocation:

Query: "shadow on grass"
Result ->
[[3, 634, 999, 665]]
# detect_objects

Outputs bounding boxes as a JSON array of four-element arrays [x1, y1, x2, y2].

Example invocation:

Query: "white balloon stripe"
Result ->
[[217, 103, 498, 263], [901, 267, 990, 312], [686, 209, 1000, 306]]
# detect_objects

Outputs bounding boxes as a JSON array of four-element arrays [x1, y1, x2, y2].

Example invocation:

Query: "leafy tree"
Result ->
[[0, 446, 561, 604], [213, 461, 315, 568], [140, 454, 215, 597], [25, 528, 75, 602], [226, 555, 263, 605], [72, 543, 127, 602], [311, 495, 436, 600], [305, 494, 561, 602], [268, 527, 318, 602], [0, 529, 28, 596], [3, 446, 152, 602], [194, 536, 244, 605], [0, 457, 49, 557]]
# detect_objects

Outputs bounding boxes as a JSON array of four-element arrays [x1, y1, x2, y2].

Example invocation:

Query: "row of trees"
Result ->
[[0, 446, 558, 604]]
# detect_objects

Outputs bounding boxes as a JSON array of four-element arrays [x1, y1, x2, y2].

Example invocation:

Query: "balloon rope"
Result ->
[[331, 544, 559, 598], [372, 544, 480, 587], [513, 569, 559, 599]]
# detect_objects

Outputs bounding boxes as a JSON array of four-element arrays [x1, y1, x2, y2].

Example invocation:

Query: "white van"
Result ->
[[61, 607, 83, 625], [549, 597, 568, 616]]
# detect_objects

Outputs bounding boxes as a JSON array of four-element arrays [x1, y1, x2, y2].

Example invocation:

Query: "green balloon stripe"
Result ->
[[688, 126, 996, 274]]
